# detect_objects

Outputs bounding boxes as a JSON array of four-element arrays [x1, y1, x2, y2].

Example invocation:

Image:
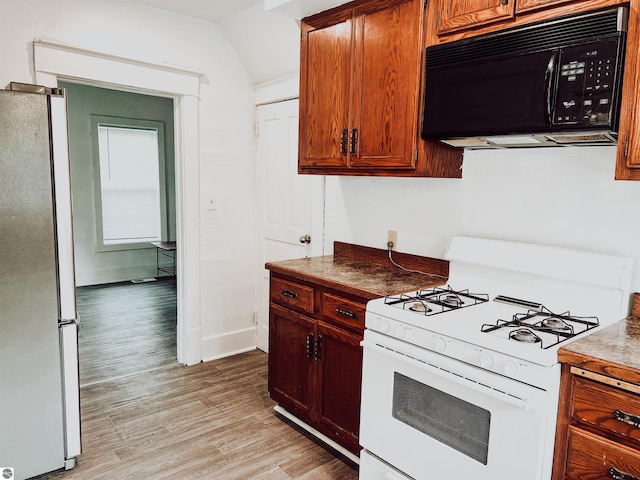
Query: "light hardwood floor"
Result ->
[[35, 278, 359, 480]]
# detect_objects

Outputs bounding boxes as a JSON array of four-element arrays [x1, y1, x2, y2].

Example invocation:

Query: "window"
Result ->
[[92, 116, 167, 250], [392, 372, 491, 465]]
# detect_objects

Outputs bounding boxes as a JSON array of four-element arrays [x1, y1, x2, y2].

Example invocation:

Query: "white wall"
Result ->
[[0, 0, 258, 361], [220, 3, 301, 85], [323, 146, 640, 294]]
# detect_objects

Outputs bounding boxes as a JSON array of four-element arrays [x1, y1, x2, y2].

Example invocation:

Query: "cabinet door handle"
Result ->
[[614, 409, 640, 428], [306, 333, 314, 359], [280, 289, 298, 299], [340, 128, 348, 155], [349, 128, 358, 155], [336, 307, 358, 319], [314, 335, 322, 361], [609, 467, 640, 480]]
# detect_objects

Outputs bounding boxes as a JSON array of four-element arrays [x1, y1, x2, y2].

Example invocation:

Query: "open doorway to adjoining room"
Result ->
[[61, 81, 178, 384]]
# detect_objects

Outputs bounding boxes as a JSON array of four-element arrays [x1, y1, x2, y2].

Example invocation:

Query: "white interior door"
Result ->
[[256, 99, 323, 351]]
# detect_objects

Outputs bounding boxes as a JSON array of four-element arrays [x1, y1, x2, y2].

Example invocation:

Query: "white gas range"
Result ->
[[359, 236, 632, 480]]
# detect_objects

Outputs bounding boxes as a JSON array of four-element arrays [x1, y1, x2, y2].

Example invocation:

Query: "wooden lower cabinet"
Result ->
[[267, 274, 365, 456], [268, 304, 315, 420], [315, 321, 363, 452], [553, 364, 640, 479]]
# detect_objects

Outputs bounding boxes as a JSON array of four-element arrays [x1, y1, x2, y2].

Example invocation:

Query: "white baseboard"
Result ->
[[273, 405, 360, 465], [76, 265, 156, 286], [201, 326, 257, 362]]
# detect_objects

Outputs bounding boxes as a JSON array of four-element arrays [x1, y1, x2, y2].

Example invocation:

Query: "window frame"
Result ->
[[91, 115, 168, 252]]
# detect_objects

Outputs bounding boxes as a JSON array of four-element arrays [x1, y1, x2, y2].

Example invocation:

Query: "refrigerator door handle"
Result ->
[[49, 93, 77, 322], [60, 322, 81, 462]]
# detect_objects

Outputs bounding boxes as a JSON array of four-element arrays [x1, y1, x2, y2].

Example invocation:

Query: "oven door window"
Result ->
[[393, 372, 490, 464]]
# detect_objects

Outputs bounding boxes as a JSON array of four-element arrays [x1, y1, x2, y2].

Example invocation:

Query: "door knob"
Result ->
[[299, 234, 311, 244]]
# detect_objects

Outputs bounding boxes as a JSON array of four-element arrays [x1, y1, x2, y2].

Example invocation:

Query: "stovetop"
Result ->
[[383, 285, 600, 351], [366, 236, 631, 378], [366, 284, 609, 372]]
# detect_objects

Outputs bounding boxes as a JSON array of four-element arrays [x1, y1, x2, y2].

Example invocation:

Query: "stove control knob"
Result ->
[[378, 318, 390, 333], [478, 353, 493, 369], [393, 325, 406, 338], [502, 361, 518, 376], [434, 337, 446, 352]]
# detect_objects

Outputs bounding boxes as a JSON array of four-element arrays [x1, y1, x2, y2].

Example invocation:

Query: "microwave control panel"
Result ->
[[554, 40, 621, 127]]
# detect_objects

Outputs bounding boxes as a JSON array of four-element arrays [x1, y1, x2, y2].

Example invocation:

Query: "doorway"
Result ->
[[61, 81, 179, 384], [34, 40, 203, 365]]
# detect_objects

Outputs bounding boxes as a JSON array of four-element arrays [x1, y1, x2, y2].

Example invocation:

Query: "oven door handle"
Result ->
[[362, 340, 535, 411]]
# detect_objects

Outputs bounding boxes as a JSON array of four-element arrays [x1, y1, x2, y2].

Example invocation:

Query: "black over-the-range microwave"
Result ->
[[421, 6, 628, 148]]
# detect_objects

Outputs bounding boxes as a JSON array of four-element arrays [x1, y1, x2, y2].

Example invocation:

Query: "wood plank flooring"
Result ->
[[35, 279, 358, 480], [76, 278, 178, 386]]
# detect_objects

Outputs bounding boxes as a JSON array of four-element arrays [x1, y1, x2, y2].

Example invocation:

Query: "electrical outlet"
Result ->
[[387, 230, 398, 251]]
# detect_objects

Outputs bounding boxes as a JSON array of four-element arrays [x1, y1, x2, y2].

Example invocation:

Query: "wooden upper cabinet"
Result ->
[[437, 0, 516, 35], [436, 0, 593, 36], [516, 0, 585, 13], [299, 0, 429, 174], [616, 2, 640, 180], [349, 0, 421, 169], [299, 12, 353, 169]]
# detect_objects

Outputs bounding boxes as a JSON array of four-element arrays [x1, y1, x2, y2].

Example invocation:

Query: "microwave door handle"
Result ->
[[544, 52, 558, 125]]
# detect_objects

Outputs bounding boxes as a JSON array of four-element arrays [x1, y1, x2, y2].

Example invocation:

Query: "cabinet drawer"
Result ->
[[573, 375, 640, 442], [270, 277, 314, 315], [566, 427, 640, 480], [321, 292, 365, 331]]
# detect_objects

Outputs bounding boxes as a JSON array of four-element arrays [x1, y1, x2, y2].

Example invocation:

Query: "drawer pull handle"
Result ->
[[281, 289, 298, 299], [609, 467, 640, 480], [336, 307, 358, 319], [306, 333, 314, 359], [614, 409, 640, 428]]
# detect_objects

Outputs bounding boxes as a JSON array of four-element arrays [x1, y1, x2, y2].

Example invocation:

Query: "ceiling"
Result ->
[[129, 0, 264, 23]]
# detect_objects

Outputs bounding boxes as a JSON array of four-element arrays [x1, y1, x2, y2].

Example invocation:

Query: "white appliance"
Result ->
[[0, 83, 81, 479], [359, 236, 632, 480]]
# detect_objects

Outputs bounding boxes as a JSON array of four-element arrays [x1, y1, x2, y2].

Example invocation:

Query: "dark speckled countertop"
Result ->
[[266, 254, 447, 301], [559, 316, 640, 385]]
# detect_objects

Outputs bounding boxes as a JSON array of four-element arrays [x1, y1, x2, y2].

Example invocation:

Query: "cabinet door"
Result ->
[[315, 320, 363, 455], [515, 0, 585, 13], [437, 0, 516, 35], [268, 303, 315, 421], [350, 0, 423, 169], [615, 6, 640, 180], [299, 11, 353, 169]]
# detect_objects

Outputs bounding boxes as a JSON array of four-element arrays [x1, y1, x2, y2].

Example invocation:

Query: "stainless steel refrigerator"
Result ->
[[0, 83, 81, 479]]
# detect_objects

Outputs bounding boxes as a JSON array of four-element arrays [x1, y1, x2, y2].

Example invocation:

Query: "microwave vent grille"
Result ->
[[427, 7, 624, 69]]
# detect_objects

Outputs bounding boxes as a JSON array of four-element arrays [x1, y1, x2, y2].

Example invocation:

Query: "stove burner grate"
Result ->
[[385, 285, 489, 316], [481, 307, 599, 349]]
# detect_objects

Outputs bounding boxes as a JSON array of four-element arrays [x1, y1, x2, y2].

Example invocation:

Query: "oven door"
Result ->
[[359, 330, 555, 480]]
